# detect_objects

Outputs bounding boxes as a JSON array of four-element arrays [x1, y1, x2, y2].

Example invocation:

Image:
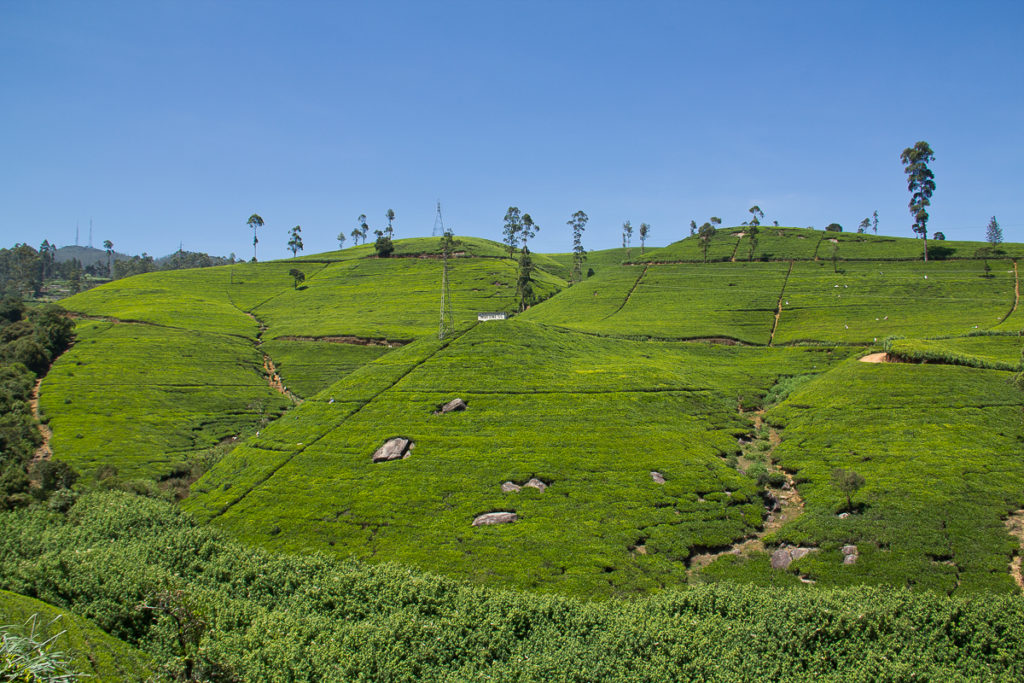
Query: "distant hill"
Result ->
[[54, 245, 129, 267]]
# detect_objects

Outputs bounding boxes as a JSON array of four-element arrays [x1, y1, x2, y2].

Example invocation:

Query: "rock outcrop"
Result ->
[[434, 398, 467, 415], [372, 437, 413, 462], [472, 511, 517, 526]]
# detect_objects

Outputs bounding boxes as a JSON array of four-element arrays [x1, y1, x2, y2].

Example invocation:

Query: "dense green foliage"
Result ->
[[260, 339, 389, 398], [0, 298, 75, 510], [39, 320, 289, 480], [4, 492, 1024, 681], [773, 260, 1013, 344], [704, 360, 1024, 593], [640, 227, 1024, 263], [0, 590, 154, 681], [885, 334, 1023, 370], [187, 322, 852, 595]]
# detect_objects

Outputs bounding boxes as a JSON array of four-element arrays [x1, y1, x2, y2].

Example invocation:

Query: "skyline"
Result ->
[[2, 1, 1022, 259]]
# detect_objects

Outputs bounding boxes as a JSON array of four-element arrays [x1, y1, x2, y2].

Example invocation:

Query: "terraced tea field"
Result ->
[[39, 320, 291, 479], [704, 359, 1024, 594], [40, 231, 1024, 601], [184, 321, 853, 595]]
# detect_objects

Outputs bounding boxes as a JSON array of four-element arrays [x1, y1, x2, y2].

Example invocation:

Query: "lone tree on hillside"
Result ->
[[748, 206, 763, 227], [933, 231, 946, 241], [986, 216, 1002, 247], [747, 224, 759, 261], [502, 207, 522, 258], [689, 219, 697, 237], [247, 213, 264, 261], [872, 210, 879, 235], [288, 268, 305, 289], [825, 223, 843, 232], [567, 210, 589, 283], [831, 467, 865, 513], [900, 141, 936, 261], [336, 231, 346, 249], [521, 213, 539, 251], [639, 222, 650, 255], [288, 225, 303, 257], [622, 220, 634, 259], [516, 246, 534, 312], [710, 216, 722, 230], [385, 209, 396, 239], [698, 222, 715, 263], [103, 239, 114, 276], [374, 228, 394, 258], [858, 218, 871, 234]]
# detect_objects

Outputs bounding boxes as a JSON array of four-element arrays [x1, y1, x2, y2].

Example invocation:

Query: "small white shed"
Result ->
[[477, 312, 508, 322]]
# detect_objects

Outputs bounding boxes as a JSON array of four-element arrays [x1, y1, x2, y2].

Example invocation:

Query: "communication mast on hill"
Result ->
[[432, 201, 445, 237], [88, 218, 93, 248]]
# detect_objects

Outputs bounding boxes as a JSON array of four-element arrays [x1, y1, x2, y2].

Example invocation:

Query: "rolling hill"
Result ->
[[33, 227, 1023, 598], [6, 226, 1024, 677]]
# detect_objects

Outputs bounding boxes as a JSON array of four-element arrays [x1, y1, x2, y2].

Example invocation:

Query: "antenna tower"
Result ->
[[438, 232, 454, 340], [432, 201, 445, 237], [75, 220, 80, 246], [88, 218, 93, 248]]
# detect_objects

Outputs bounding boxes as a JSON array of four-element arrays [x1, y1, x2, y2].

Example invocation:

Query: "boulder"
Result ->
[[771, 545, 816, 570], [472, 511, 517, 526], [435, 398, 467, 415], [841, 544, 859, 565], [500, 481, 521, 493], [372, 437, 412, 463], [524, 477, 547, 492], [650, 471, 666, 484]]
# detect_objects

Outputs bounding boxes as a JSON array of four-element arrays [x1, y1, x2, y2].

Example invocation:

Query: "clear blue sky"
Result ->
[[2, 1, 1022, 259]]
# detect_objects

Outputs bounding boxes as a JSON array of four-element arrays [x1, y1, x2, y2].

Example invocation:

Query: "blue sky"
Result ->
[[2, 1, 1022, 259]]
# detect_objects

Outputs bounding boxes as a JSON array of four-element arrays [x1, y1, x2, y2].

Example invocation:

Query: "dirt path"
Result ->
[[1005, 510, 1024, 591], [263, 354, 301, 404], [996, 260, 1019, 326], [687, 409, 805, 576], [768, 261, 793, 347], [29, 378, 52, 463]]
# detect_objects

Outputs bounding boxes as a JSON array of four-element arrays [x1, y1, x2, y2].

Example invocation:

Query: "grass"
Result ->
[[702, 359, 1024, 594], [260, 339, 390, 398], [885, 334, 1023, 370], [186, 320, 851, 596], [5, 492, 1024, 681], [40, 320, 290, 480], [0, 589, 154, 681], [520, 262, 789, 344], [254, 256, 564, 340], [640, 227, 1024, 263], [772, 260, 1014, 344]]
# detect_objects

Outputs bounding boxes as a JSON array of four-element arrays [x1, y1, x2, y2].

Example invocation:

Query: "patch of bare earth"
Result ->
[[1005, 510, 1024, 591], [29, 378, 52, 463], [859, 352, 891, 363], [687, 409, 805, 576], [263, 355, 301, 404]]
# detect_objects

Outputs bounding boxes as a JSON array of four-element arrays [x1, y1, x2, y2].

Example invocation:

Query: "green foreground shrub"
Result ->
[[1, 491, 1023, 681]]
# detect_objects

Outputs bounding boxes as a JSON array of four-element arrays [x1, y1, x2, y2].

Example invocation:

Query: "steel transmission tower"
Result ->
[[432, 201, 445, 237]]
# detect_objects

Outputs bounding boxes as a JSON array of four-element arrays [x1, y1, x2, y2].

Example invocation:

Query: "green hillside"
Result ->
[[185, 321, 850, 595], [30, 234, 1024, 604], [640, 226, 1024, 263], [0, 589, 154, 681], [10, 231, 1024, 678]]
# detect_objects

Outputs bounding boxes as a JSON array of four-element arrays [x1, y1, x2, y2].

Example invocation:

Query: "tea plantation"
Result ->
[[13, 229, 1024, 677]]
